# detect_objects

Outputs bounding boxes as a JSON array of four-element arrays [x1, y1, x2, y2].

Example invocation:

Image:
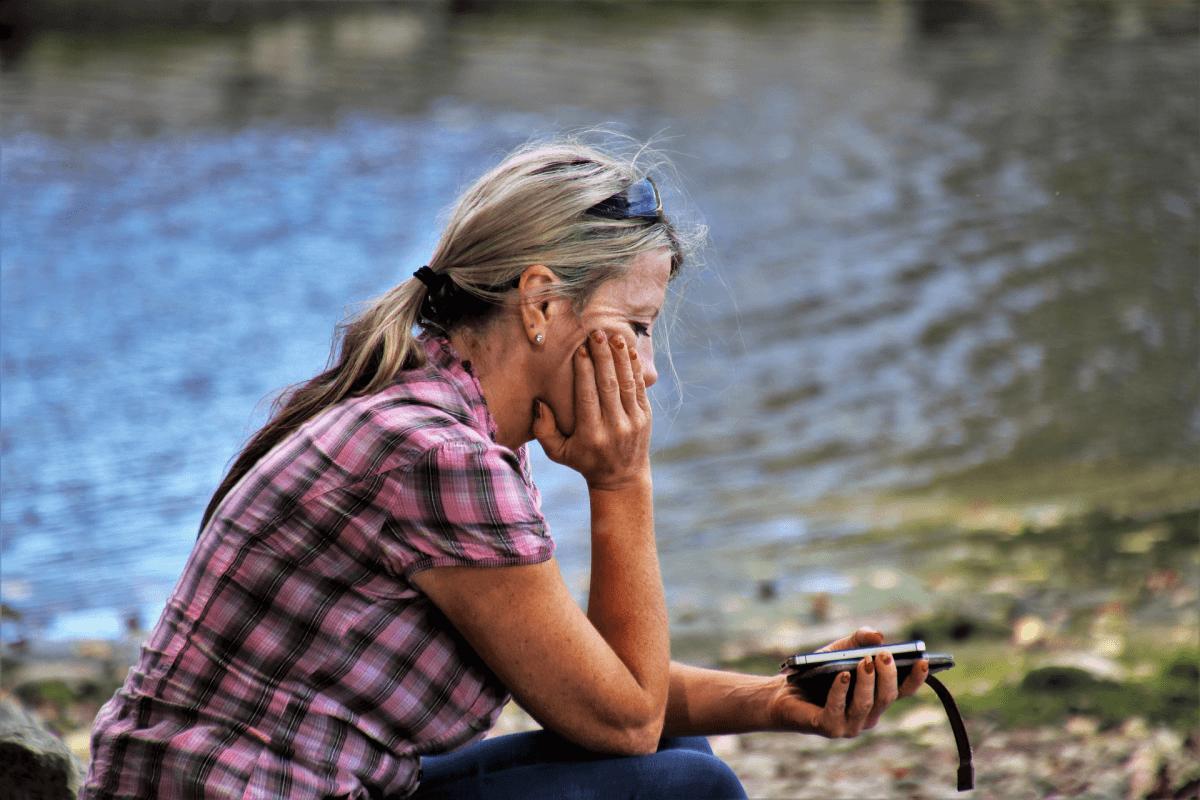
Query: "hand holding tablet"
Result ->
[[781, 639, 954, 706], [779, 637, 974, 791]]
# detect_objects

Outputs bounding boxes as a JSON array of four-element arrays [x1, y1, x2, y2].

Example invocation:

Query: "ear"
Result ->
[[517, 264, 567, 345]]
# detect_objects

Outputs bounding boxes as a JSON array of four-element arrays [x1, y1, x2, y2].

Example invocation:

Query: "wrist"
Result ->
[[586, 470, 653, 495], [763, 674, 792, 732]]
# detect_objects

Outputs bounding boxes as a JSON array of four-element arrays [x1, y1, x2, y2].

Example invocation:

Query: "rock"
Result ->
[[895, 706, 945, 733], [64, 727, 93, 764], [1126, 740, 1162, 799], [1036, 652, 1128, 682], [1064, 715, 1100, 736], [756, 580, 778, 602], [1121, 717, 1150, 739], [73, 639, 114, 660], [730, 752, 778, 782], [1012, 614, 1047, 648], [867, 568, 900, 590], [0, 698, 83, 799], [707, 734, 740, 760], [809, 592, 831, 623]]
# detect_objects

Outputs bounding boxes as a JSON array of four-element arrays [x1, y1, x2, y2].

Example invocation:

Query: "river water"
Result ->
[[2, 1, 1197, 641]]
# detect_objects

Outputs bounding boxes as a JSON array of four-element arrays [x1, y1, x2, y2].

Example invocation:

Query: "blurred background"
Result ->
[[2, 0, 1197, 796]]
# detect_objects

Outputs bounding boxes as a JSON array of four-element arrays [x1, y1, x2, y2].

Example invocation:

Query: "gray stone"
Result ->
[[0, 699, 84, 800]]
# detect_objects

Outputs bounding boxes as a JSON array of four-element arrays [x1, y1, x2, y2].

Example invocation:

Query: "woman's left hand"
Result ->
[[766, 627, 928, 738]]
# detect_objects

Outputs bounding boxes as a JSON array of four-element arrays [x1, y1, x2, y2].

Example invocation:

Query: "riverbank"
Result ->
[[3, 502, 1196, 796]]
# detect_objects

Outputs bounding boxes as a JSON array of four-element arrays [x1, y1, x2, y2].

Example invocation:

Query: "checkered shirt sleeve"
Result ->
[[374, 440, 554, 580]]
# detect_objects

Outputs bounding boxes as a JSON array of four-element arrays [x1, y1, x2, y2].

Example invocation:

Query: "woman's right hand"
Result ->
[[532, 329, 652, 492], [767, 627, 928, 738]]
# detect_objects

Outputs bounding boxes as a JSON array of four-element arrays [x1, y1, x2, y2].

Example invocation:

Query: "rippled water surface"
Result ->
[[3, 2, 1197, 639]]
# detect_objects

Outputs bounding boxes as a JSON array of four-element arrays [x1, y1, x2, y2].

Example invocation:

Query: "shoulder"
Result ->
[[303, 366, 491, 481]]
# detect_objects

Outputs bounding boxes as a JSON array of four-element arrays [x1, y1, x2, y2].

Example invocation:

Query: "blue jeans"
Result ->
[[409, 731, 748, 799]]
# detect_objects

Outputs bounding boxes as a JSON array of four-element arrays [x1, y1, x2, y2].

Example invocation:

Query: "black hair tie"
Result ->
[[413, 265, 448, 291], [412, 265, 453, 328], [412, 264, 513, 330]]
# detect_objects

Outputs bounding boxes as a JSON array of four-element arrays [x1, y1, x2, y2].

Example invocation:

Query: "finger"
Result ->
[[817, 626, 883, 653], [609, 333, 639, 417], [821, 670, 850, 738], [898, 658, 929, 698], [630, 346, 651, 414], [864, 652, 899, 730], [845, 657, 875, 736], [572, 342, 601, 429], [531, 400, 566, 459], [587, 330, 622, 421]]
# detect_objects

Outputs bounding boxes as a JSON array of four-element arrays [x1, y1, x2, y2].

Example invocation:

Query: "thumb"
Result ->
[[531, 400, 566, 458], [818, 627, 883, 653], [852, 626, 884, 647]]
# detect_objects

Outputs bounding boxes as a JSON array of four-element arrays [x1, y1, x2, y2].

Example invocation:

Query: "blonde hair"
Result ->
[[200, 130, 704, 532]]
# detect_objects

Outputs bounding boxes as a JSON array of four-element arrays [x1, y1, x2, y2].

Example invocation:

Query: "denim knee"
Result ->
[[651, 748, 747, 799], [658, 735, 714, 755]]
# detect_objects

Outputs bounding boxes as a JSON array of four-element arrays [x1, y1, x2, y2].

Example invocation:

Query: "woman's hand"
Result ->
[[533, 329, 652, 492], [767, 627, 929, 738]]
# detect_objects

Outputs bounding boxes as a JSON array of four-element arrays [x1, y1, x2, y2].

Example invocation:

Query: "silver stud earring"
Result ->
[[535, 333, 545, 345]]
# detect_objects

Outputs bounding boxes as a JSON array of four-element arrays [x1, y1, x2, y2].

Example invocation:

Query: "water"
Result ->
[[2, 1, 1197, 640]]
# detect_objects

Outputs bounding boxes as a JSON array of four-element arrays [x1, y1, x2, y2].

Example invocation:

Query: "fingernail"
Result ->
[[578, 345, 588, 358], [630, 349, 638, 360], [612, 336, 625, 349], [591, 330, 605, 343], [841, 672, 851, 684], [864, 657, 874, 675], [882, 653, 892, 665]]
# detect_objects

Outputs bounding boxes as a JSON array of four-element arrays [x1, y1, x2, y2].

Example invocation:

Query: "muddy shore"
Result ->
[[4, 503, 1196, 797]]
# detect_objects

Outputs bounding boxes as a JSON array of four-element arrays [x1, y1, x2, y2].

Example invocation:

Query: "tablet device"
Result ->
[[781, 639, 927, 669], [781, 641, 954, 706]]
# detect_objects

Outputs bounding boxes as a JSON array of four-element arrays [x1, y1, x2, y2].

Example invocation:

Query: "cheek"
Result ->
[[547, 347, 580, 433]]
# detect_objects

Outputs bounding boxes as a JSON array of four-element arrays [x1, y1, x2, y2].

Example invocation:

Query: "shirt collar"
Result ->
[[418, 331, 500, 443]]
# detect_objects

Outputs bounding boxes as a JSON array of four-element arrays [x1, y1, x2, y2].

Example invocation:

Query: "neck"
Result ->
[[448, 325, 534, 450]]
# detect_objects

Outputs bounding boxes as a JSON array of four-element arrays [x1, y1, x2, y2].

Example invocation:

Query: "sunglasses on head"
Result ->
[[585, 176, 662, 221], [416, 174, 667, 320]]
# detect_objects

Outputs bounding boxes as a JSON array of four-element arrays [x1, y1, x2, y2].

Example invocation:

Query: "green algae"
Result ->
[[959, 648, 1200, 731], [708, 503, 1200, 732]]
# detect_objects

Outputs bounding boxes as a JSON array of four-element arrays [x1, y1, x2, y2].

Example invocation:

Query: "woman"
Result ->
[[82, 136, 927, 799]]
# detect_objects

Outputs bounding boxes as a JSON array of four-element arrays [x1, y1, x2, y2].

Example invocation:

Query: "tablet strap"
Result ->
[[926, 674, 974, 791]]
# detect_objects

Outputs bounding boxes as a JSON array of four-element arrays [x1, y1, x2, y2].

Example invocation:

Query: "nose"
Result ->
[[638, 341, 658, 389]]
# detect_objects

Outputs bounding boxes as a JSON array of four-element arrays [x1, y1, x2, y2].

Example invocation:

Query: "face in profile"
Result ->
[[540, 247, 670, 436]]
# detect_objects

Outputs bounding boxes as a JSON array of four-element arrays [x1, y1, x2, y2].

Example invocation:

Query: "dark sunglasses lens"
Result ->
[[624, 178, 660, 218]]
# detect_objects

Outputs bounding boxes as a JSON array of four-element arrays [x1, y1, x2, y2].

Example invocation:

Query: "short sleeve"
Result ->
[[376, 441, 555, 581]]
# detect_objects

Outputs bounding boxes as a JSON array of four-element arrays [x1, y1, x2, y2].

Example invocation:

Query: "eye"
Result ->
[[630, 321, 651, 338]]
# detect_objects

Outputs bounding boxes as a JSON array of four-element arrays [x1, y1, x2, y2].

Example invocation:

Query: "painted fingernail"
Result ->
[[841, 672, 851, 684], [882, 653, 892, 665], [612, 336, 625, 349], [630, 350, 638, 360], [864, 657, 874, 675], [591, 330, 605, 343], [578, 345, 588, 358]]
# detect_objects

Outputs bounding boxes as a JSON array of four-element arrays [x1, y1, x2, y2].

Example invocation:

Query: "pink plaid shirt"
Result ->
[[82, 333, 555, 799]]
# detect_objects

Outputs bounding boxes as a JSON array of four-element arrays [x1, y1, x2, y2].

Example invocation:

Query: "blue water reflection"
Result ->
[[2, 2, 1197, 639]]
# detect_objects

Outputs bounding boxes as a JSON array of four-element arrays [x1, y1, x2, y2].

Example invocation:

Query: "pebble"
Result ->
[[719, 720, 1198, 799], [896, 706, 945, 732]]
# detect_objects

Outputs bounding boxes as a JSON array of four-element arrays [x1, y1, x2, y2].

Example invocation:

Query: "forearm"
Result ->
[[585, 476, 670, 723], [663, 661, 784, 736]]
